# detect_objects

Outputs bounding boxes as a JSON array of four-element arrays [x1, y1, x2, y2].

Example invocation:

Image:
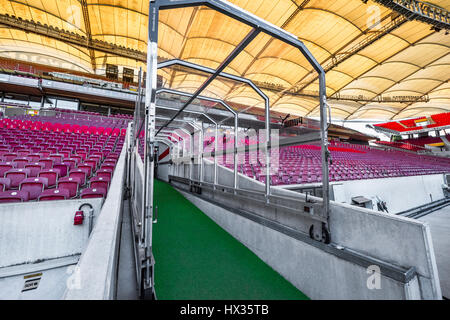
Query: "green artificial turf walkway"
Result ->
[[152, 179, 309, 300]]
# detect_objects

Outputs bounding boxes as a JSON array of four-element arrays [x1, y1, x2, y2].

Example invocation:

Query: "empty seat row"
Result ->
[[215, 142, 450, 186], [0, 116, 125, 202], [0, 119, 126, 136]]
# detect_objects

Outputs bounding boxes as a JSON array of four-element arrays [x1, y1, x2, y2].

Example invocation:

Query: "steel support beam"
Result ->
[[144, 2, 331, 280], [156, 88, 232, 189], [374, 0, 450, 30], [156, 62, 263, 193], [155, 28, 260, 136]]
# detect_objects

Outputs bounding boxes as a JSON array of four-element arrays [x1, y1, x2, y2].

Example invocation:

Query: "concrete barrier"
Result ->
[[0, 199, 102, 268], [181, 191, 421, 299], [330, 174, 446, 213], [64, 133, 128, 300]]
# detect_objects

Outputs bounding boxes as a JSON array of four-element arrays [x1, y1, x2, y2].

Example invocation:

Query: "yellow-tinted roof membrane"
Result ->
[[0, 0, 448, 120]]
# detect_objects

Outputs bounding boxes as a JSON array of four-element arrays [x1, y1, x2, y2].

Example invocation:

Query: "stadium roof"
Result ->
[[0, 0, 449, 120]]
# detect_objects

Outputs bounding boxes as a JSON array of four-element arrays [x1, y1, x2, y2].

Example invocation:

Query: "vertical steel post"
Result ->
[[200, 123, 204, 182], [142, 0, 158, 297], [214, 124, 218, 187], [319, 71, 330, 226], [182, 138, 186, 177], [190, 132, 194, 181], [264, 98, 270, 199], [234, 114, 238, 191]]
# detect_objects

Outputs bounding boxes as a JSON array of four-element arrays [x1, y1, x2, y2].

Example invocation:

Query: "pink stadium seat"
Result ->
[[81, 187, 107, 199], [64, 159, 77, 170], [69, 155, 83, 164], [5, 169, 30, 189], [20, 177, 48, 200], [38, 150, 51, 158], [25, 163, 45, 177], [72, 125, 82, 134], [17, 149, 31, 157], [103, 127, 113, 136], [27, 153, 42, 162], [38, 158, 54, 170], [12, 157, 30, 168], [38, 188, 70, 202], [68, 169, 87, 186], [0, 178, 11, 191], [39, 170, 60, 188], [0, 190, 29, 203], [89, 176, 110, 191], [103, 159, 117, 166], [53, 123, 63, 133], [62, 124, 72, 133], [96, 169, 113, 180], [49, 154, 64, 164], [53, 163, 69, 177], [100, 164, 115, 172], [0, 162, 16, 177], [3, 153, 18, 162], [57, 177, 81, 198]]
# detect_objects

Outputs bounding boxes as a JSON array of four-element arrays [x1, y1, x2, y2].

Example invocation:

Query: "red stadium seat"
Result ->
[[68, 169, 87, 186], [57, 177, 81, 198], [0, 162, 16, 177], [89, 176, 110, 191], [38, 188, 70, 201], [25, 163, 45, 177], [20, 177, 48, 200], [0, 190, 30, 203], [81, 187, 107, 199], [27, 154, 42, 162], [96, 168, 113, 180], [0, 178, 11, 191], [5, 169, 30, 189], [3, 153, 18, 162], [53, 163, 69, 177], [39, 170, 60, 188], [12, 157, 30, 169], [38, 158, 54, 170]]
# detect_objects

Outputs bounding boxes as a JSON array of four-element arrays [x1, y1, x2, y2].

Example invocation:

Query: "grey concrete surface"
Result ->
[[116, 200, 139, 300], [64, 139, 127, 300], [180, 190, 419, 300], [0, 198, 102, 268], [419, 205, 450, 298]]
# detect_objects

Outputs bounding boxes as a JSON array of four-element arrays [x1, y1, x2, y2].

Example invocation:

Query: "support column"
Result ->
[[190, 132, 194, 181], [319, 71, 330, 236], [214, 124, 218, 187], [264, 98, 270, 199], [234, 114, 238, 191], [200, 125, 204, 182]]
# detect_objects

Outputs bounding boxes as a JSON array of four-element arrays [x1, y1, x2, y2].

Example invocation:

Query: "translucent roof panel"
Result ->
[[0, 0, 448, 120]]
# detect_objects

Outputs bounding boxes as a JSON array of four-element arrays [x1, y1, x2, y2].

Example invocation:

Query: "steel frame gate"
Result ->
[[134, 0, 331, 299]]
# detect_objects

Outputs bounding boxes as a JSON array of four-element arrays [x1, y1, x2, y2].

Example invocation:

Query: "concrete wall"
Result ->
[[0, 199, 102, 268], [64, 130, 128, 300], [331, 174, 446, 213], [181, 191, 420, 300]]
